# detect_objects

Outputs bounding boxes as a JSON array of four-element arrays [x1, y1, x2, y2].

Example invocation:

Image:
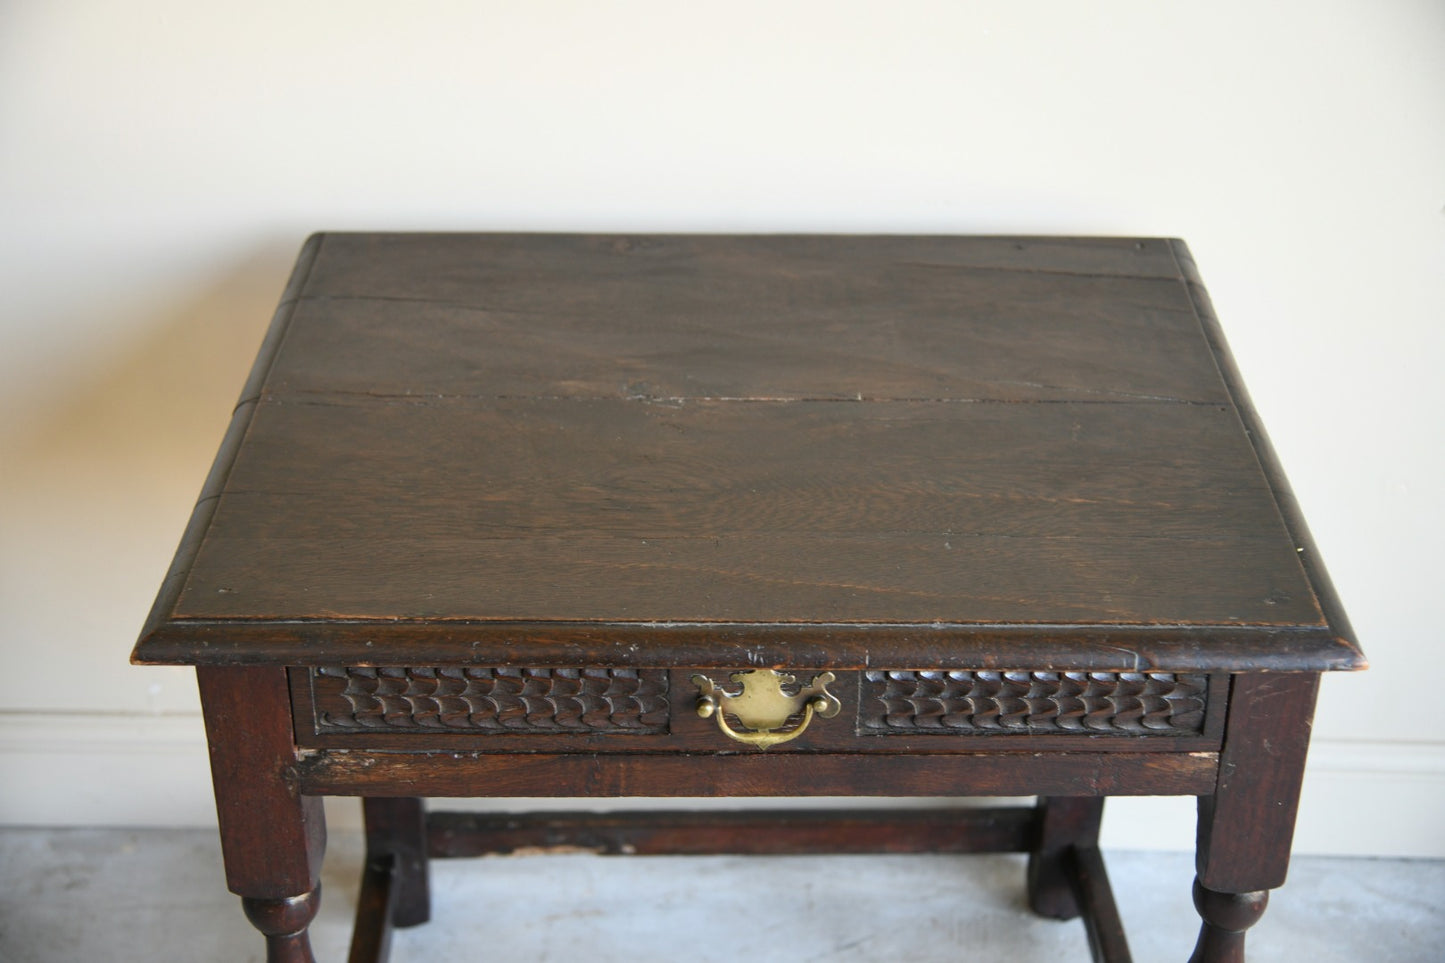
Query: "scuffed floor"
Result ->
[[1, 827, 1440, 962]]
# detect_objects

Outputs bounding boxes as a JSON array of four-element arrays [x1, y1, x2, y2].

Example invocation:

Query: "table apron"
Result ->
[[289, 748, 1219, 798]]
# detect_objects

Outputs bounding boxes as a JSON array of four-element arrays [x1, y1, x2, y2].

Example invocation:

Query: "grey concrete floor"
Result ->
[[1, 827, 1441, 962]]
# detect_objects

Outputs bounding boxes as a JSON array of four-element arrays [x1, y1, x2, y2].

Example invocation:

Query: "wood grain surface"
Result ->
[[292, 747, 1219, 798], [134, 234, 1362, 671]]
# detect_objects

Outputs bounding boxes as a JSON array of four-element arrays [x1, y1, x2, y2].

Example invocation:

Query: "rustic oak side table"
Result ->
[[133, 233, 1364, 963]]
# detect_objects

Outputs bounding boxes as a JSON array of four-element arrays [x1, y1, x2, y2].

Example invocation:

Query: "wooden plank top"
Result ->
[[133, 234, 1363, 672]]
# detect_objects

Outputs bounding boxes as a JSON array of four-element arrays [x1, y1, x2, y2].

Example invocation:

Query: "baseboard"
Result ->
[[1098, 740, 1445, 857], [0, 712, 218, 828], [3, 712, 1440, 858]]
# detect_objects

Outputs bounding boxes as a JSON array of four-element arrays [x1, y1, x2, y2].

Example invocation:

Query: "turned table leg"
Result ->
[[244, 891, 323, 963], [1191, 672, 1319, 963], [199, 666, 326, 963], [1189, 882, 1268, 963]]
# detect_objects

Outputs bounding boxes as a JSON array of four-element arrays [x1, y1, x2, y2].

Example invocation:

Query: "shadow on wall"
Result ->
[[7, 244, 303, 485], [1, 240, 306, 715]]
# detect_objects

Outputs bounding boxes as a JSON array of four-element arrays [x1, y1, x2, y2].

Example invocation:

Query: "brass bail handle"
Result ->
[[691, 669, 841, 749]]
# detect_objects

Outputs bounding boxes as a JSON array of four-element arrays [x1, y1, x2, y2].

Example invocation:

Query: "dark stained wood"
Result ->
[[1027, 797, 1104, 920], [197, 666, 325, 899], [149, 619, 1354, 674], [346, 854, 396, 963], [665, 666, 1229, 756], [272, 240, 1224, 405], [859, 670, 1213, 738], [1196, 672, 1320, 892], [138, 235, 322, 647], [425, 807, 1037, 858], [300, 234, 1193, 302], [362, 798, 429, 928], [307, 666, 671, 738], [140, 235, 1365, 962], [135, 401, 255, 646], [1021, 800, 1133, 962], [133, 233, 1364, 674], [238, 232, 326, 405], [199, 666, 326, 961], [168, 396, 1321, 630], [1188, 881, 1269, 963], [1069, 845, 1134, 963], [241, 892, 322, 963], [286, 665, 1227, 755], [1171, 238, 1360, 662], [204, 398, 1289, 542], [292, 749, 1219, 798], [171, 529, 1319, 628], [265, 283, 1221, 405]]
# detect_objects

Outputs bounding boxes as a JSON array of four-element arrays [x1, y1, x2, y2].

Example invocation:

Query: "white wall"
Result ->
[[2, 0, 1441, 856]]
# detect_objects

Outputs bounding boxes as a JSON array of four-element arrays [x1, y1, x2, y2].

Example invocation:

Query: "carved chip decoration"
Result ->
[[311, 666, 670, 734], [861, 670, 1207, 736]]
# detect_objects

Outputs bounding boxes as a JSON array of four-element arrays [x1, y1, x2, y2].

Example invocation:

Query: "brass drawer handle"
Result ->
[[691, 669, 841, 749]]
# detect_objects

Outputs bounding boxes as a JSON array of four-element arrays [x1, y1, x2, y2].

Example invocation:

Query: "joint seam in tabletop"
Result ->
[[176, 515, 1329, 544], [292, 254, 1190, 292], [234, 234, 327, 410], [254, 391, 1226, 406]]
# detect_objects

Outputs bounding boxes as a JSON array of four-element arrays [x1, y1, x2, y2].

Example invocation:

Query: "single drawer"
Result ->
[[290, 665, 1226, 753]]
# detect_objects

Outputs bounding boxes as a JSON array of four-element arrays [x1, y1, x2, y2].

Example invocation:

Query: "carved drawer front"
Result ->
[[295, 666, 670, 747], [292, 665, 1222, 752], [859, 670, 1211, 738]]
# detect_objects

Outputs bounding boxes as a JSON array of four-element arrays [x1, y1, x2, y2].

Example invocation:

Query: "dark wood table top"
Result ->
[[133, 234, 1363, 673]]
